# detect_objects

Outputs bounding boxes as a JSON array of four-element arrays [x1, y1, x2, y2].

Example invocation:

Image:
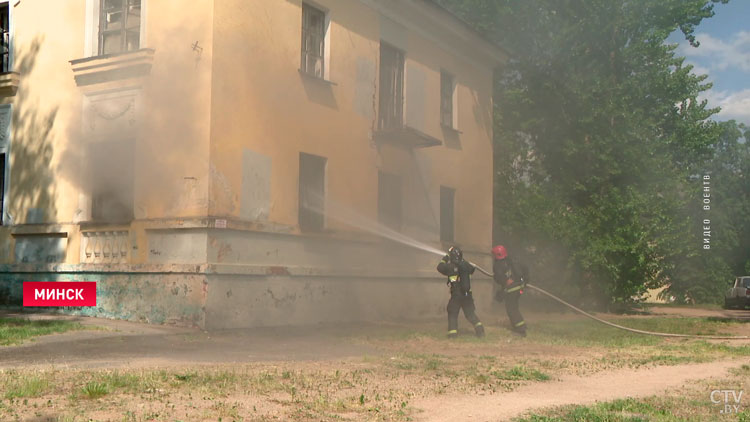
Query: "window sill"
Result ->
[[0, 72, 20, 97], [70, 49, 155, 87], [441, 124, 463, 135], [10, 224, 69, 236], [298, 69, 337, 86]]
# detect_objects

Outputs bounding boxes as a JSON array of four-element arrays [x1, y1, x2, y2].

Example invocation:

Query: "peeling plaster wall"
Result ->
[[147, 230, 208, 264], [0, 231, 11, 262], [0, 264, 495, 329], [0, 270, 206, 327], [205, 274, 494, 329], [240, 149, 272, 221], [13, 235, 66, 263], [89, 274, 206, 326]]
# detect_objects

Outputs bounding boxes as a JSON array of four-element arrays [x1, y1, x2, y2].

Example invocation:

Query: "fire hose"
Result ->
[[470, 263, 750, 340]]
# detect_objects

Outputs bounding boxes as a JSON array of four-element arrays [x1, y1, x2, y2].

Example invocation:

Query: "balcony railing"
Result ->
[[81, 230, 129, 264]]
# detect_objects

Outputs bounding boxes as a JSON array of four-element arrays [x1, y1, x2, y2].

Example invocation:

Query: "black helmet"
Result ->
[[448, 246, 463, 263]]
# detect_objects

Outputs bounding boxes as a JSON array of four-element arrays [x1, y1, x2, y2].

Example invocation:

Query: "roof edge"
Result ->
[[417, 0, 512, 62]]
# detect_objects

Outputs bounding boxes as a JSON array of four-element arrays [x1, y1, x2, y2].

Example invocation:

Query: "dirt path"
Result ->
[[646, 305, 750, 320], [414, 359, 745, 422], [2, 308, 748, 369], [0, 311, 375, 368]]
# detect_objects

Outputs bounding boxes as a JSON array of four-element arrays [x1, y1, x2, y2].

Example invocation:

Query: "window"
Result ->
[[90, 140, 134, 222], [300, 3, 327, 78], [378, 171, 402, 230], [99, 0, 141, 55], [440, 186, 454, 242], [0, 104, 9, 225], [378, 43, 405, 130], [0, 3, 9, 73], [440, 71, 455, 128], [299, 152, 326, 232], [92, 191, 133, 222], [0, 152, 5, 225]]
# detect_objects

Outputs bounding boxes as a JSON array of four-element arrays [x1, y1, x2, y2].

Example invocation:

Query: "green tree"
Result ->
[[668, 121, 750, 303], [438, 0, 731, 307]]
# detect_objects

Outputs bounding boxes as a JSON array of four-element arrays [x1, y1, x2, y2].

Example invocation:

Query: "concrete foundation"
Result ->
[[0, 224, 495, 329], [0, 267, 207, 326], [204, 274, 495, 330], [0, 264, 495, 330]]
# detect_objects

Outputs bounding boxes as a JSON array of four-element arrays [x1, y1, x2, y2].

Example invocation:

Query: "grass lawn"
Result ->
[[0, 315, 747, 421], [0, 317, 88, 346], [530, 316, 744, 347], [515, 365, 750, 422]]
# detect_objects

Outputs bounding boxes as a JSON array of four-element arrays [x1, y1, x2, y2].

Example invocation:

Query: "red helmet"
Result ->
[[492, 245, 507, 260]]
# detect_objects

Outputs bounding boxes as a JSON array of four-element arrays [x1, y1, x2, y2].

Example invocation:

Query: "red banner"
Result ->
[[23, 282, 97, 307]]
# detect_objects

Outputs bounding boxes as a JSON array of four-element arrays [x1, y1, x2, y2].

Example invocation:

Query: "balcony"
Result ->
[[0, 71, 19, 97], [70, 49, 154, 88], [373, 124, 442, 149]]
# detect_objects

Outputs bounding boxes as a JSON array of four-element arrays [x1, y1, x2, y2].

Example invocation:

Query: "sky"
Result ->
[[668, 1, 750, 126]]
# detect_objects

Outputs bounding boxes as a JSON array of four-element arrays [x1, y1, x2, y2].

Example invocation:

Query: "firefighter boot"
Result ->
[[474, 322, 485, 338], [513, 329, 527, 338]]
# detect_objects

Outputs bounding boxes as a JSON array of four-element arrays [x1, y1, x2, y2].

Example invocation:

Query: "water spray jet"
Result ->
[[303, 193, 446, 257], [302, 195, 749, 340]]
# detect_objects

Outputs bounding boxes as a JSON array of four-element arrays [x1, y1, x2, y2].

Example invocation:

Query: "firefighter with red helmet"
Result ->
[[437, 246, 485, 338], [492, 245, 527, 337]]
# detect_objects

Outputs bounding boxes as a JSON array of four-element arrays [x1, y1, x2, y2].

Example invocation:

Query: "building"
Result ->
[[0, 0, 506, 328]]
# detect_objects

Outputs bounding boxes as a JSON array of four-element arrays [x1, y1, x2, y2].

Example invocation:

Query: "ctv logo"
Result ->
[[23, 282, 97, 307], [711, 389, 743, 414]]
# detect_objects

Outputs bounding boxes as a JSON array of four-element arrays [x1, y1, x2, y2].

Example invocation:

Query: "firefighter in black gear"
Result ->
[[492, 245, 527, 337], [437, 246, 485, 338]]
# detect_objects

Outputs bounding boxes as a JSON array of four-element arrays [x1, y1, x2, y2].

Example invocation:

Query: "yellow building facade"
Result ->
[[0, 0, 506, 328]]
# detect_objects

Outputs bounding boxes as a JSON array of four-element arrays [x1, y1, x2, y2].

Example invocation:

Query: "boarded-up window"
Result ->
[[99, 0, 141, 56], [378, 43, 404, 129], [0, 4, 9, 73], [299, 152, 326, 231], [301, 3, 326, 78], [440, 71, 454, 128], [440, 186, 455, 242], [378, 171, 402, 230], [0, 152, 5, 225], [90, 140, 134, 222]]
